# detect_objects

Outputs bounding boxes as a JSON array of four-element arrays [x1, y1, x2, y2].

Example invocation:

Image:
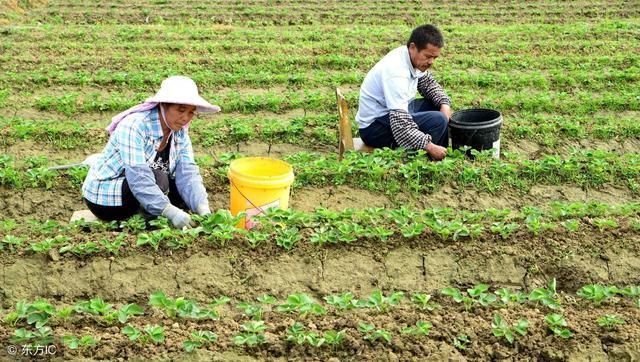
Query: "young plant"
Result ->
[[491, 314, 528, 344], [495, 288, 528, 306], [402, 321, 432, 337], [277, 293, 326, 317], [441, 284, 496, 310], [453, 334, 470, 350], [286, 322, 325, 347], [489, 222, 519, 239], [11, 326, 54, 346], [122, 324, 165, 344], [183, 331, 218, 352], [323, 329, 346, 349], [410, 293, 439, 311], [596, 315, 625, 329], [577, 284, 619, 305], [544, 314, 573, 338], [529, 278, 561, 309], [325, 292, 358, 311], [358, 322, 392, 344], [149, 291, 217, 319], [62, 335, 99, 350], [234, 320, 267, 347], [356, 290, 404, 313]]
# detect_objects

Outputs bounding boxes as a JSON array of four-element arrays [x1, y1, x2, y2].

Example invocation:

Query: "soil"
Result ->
[[1, 227, 639, 360]]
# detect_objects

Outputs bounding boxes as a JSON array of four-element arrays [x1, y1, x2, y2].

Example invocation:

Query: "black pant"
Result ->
[[84, 169, 186, 221], [359, 99, 449, 149]]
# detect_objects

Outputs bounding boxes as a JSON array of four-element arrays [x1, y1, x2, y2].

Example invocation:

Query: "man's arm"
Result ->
[[389, 109, 431, 150], [417, 73, 452, 113]]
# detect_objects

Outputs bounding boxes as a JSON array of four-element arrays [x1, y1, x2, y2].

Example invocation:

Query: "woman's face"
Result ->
[[163, 103, 196, 131]]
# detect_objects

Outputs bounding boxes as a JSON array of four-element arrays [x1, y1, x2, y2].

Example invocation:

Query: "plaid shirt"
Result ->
[[83, 107, 205, 213], [389, 73, 451, 150]]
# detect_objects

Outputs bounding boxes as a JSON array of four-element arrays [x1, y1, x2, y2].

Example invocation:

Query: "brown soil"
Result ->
[[1, 228, 639, 360]]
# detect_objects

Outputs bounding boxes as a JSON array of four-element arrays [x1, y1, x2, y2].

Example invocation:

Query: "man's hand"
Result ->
[[162, 204, 195, 229], [440, 104, 452, 121], [425, 142, 447, 161]]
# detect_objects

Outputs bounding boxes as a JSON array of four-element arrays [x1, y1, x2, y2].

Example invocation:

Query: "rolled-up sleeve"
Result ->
[[389, 110, 431, 150], [417, 73, 451, 107]]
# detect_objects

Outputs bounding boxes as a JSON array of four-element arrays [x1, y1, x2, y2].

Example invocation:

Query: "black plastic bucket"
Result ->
[[449, 108, 502, 159]]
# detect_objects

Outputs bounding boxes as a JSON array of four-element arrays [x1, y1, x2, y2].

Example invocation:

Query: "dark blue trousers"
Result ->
[[359, 99, 449, 149]]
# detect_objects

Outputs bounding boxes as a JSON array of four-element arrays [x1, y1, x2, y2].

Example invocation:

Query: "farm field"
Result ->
[[0, 0, 639, 360]]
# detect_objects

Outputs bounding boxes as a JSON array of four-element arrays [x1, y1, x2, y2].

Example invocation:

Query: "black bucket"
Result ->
[[449, 108, 502, 159]]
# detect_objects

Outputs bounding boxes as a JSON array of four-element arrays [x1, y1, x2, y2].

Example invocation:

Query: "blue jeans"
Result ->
[[359, 99, 449, 149]]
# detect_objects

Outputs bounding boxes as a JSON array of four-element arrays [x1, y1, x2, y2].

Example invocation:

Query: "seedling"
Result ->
[[442, 284, 496, 310], [62, 335, 99, 350], [597, 314, 625, 329], [277, 293, 326, 317], [560, 219, 580, 232], [286, 322, 325, 347], [356, 290, 404, 313], [6, 299, 56, 328], [257, 294, 277, 305], [453, 334, 470, 350], [114, 303, 144, 324], [491, 314, 528, 344], [275, 227, 301, 250], [495, 288, 528, 306], [237, 302, 264, 320], [26, 167, 57, 189], [410, 293, 439, 311], [490, 222, 519, 239], [149, 291, 217, 319], [2, 234, 24, 251], [402, 321, 432, 336], [592, 218, 618, 232], [323, 330, 346, 348], [74, 298, 113, 316], [11, 326, 54, 346], [120, 214, 147, 233], [577, 284, 619, 305], [325, 292, 358, 311], [544, 314, 573, 338], [529, 278, 561, 309], [358, 322, 392, 344], [122, 324, 165, 344], [183, 331, 218, 352], [234, 320, 267, 346]]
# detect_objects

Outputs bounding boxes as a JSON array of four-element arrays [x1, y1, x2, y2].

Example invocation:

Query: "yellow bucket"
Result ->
[[228, 157, 294, 229]]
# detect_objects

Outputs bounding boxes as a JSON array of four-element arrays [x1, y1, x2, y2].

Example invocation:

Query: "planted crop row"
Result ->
[[6, 87, 636, 117], [1, 148, 639, 194], [2, 199, 639, 256], [1, 281, 638, 355], [2, 109, 639, 152], [3, 21, 636, 47], [28, 2, 638, 26]]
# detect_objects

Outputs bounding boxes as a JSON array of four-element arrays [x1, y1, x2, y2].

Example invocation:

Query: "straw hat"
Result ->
[[147, 76, 220, 113]]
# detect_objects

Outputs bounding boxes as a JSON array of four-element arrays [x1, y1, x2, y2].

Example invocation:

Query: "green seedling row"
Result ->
[[2, 281, 638, 353], [1, 200, 639, 255]]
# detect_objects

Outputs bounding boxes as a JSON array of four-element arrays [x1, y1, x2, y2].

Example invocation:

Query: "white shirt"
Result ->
[[356, 46, 424, 129]]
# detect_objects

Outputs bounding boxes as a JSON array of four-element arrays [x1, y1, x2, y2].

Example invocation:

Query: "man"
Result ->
[[356, 24, 452, 161]]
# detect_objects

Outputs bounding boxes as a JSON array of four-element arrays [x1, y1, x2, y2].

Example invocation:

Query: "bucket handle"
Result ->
[[230, 179, 268, 217]]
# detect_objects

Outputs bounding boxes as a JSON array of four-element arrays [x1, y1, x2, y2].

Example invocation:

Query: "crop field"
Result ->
[[0, 0, 639, 360]]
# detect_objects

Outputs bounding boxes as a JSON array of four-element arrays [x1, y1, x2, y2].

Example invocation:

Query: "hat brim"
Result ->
[[147, 95, 221, 113]]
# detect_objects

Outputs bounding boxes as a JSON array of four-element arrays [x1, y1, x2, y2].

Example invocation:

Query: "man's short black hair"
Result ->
[[407, 24, 444, 50]]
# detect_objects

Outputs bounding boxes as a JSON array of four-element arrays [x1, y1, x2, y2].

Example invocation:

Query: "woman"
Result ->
[[82, 76, 220, 228]]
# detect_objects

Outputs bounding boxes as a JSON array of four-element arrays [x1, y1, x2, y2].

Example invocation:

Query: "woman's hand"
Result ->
[[162, 204, 195, 229], [196, 204, 211, 216]]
